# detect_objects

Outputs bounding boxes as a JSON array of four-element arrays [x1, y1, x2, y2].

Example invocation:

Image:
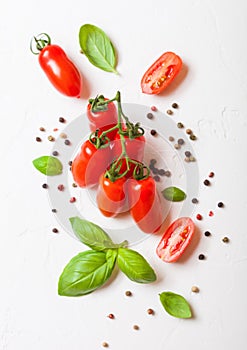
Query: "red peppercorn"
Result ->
[[209, 210, 214, 217], [196, 214, 202, 220], [70, 197, 76, 203], [107, 313, 114, 319], [151, 105, 157, 111], [57, 184, 65, 191], [208, 172, 215, 178]]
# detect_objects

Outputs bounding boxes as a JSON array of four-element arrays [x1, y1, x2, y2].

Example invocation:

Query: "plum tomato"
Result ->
[[156, 217, 195, 262], [141, 51, 182, 95]]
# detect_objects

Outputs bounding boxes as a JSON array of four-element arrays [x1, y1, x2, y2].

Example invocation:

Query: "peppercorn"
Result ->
[[70, 197, 76, 203], [192, 198, 198, 204], [147, 308, 154, 315], [150, 159, 157, 165], [198, 254, 205, 260], [107, 313, 114, 319], [185, 151, 191, 157], [204, 231, 211, 237], [190, 134, 197, 141], [102, 342, 109, 348], [133, 325, 139, 330], [52, 151, 59, 156], [57, 184, 64, 191], [125, 291, 132, 296], [36, 137, 42, 142], [189, 156, 196, 162], [222, 236, 229, 243], [68, 160, 73, 166], [204, 179, 210, 186], [152, 167, 159, 174], [177, 122, 184, 128], [209, 171, 215, 178], [52, 228, 58, 233], [42, 183, 48, 189], [64, 139, 71, 145], [209, 210, 214, 217], [60, 133, 67, 139], [151, 105, 157, 111], [191, 286, 199, 293], [172, 102, 178, 109], [168, 136, 175, 142], [48, 135, 55, 142], [196, 214, 202, 220], [153, 175, 160, 182], [218, 202, 224, 208], [72, 183, 78, 188], [184, 157, 190, 163], [174, 143, 181, 150], [164, 170, 171, 177], [51, 209, 57, 213], [166, 109, 173, 115], [59, 117, 66, 123], [158, 169, 166, 176], [178, 138, 185, 145], [186, 128, 192, 135], [147, 112, 154, 119], [150, 129, 157, 136], [39, 127, 46, 132]]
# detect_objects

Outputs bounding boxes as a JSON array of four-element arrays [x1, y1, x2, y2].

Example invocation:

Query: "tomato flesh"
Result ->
[[156, 217, 194, 262], [141, 52, 182, 95]]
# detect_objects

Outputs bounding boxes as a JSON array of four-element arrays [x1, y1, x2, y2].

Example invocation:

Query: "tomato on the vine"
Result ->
[[128, 176, 163, 233], [71, 139, 112, 187], [31, 33, 82, 98], [141, 51, 182, 95], [87, 96, 118, 140], [156, 217, 195, 262], [96, 174, 128, 217]]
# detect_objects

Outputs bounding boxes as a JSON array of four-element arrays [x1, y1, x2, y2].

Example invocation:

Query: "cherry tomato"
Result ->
[[156, 217, 195, 262], [96, 174, 128, 217], [112, 132, 145, 177], [71, 140, 112, 187], [141, 52, 182, 95], [87, 97, 118, 140], [128, 176, 163, 233]]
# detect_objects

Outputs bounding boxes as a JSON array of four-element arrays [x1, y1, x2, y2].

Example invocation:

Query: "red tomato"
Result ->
[[38, 45, 82, 97], [71, 140, 112, 187], [141, 52, 182, 95], [112, 133, 145, 177], [128, 176, 163, 233], [96, 174, 128, 217], [87, 98, 118, 140], [156, 217, 195, 262]]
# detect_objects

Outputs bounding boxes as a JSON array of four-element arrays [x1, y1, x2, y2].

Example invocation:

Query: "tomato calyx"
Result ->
[[89, 129, 110, 149], [30, 33, 51, 55]]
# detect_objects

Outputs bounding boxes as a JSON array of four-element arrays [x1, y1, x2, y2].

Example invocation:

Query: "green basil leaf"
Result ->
[[32, 156, 63, 176], [159, 291, 192, 318], [79, 24, 118, 74], [162, 187, 187, 202], [70, 217, 127, 251], [117, 248, 156, 284], [58, 249, 117, 297]]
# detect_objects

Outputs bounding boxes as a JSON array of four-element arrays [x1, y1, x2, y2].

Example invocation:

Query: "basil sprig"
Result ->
[[32, 156, 63, 176], [58, 217, 156, 297], [79, 24, 118, 74], [159, 291, 192, 318], [162, 186, 187, 202]]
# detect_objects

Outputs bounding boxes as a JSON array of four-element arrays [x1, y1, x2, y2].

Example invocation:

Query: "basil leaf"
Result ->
[[162, 187, 186, 202], [70, 217, 127, 251], [117, 248, 156, 284], [159, 291, 192, 318], [32, 156, 63, 176], [79, 24, 118, 74], [58, 249, 117, 297]]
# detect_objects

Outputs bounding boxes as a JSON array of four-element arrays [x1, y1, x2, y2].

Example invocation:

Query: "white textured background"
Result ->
[[1, 0, 247, 349]]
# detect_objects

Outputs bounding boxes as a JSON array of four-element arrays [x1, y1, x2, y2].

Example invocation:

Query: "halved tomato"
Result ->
[[141, 52, 182, 94], [156, 217, 194, 262]]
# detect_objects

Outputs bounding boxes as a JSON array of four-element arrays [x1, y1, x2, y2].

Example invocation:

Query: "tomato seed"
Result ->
[[196, 214, 202, 220], [36, 137, 42, 142], [151, 106, 157, 111], [172, 102, 179, 109], [147, 308, 154, 315], [218, 202, 224, 208]]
